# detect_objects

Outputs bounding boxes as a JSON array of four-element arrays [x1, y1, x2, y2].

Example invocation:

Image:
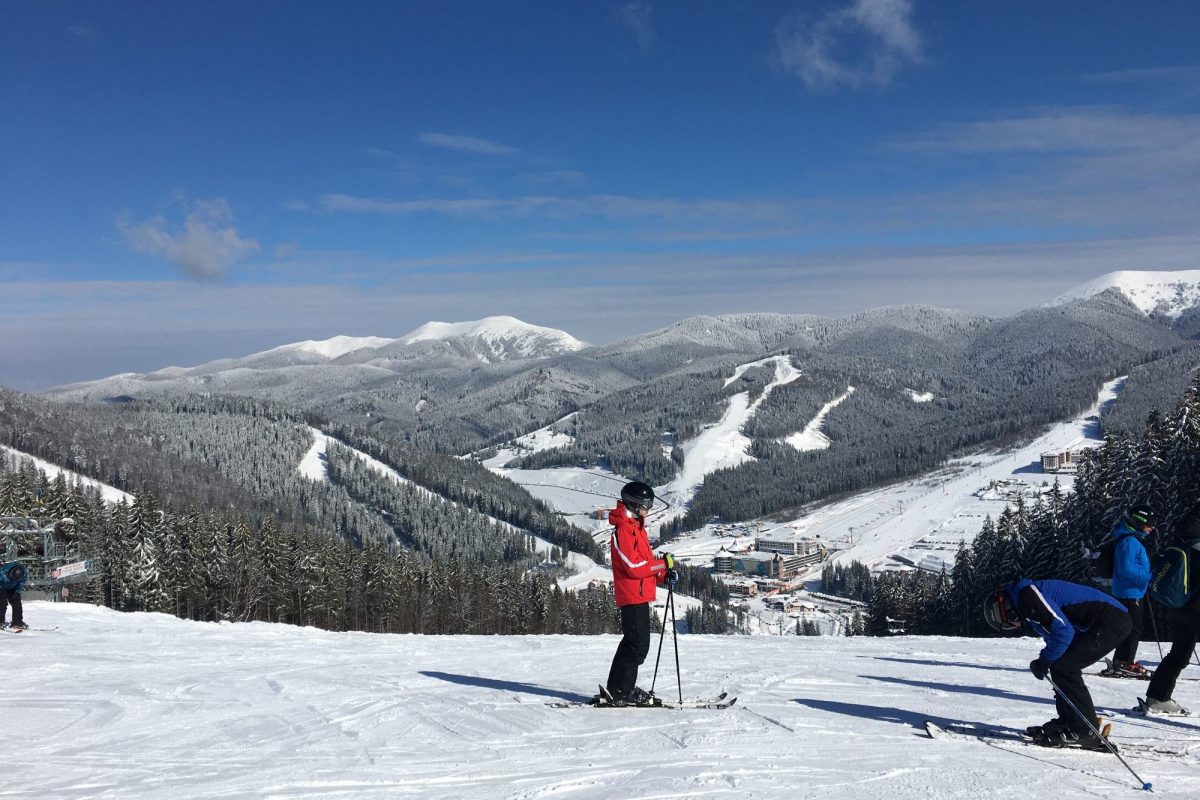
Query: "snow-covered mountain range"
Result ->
[[1050, 269, 1200, 319]]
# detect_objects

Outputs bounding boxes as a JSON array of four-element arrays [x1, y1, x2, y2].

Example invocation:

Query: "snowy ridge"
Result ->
[[266, 334, 398, 359], [9, 601, 1199, 799], [1051, 269, 1200, 318], [401, 315, 587, 361]]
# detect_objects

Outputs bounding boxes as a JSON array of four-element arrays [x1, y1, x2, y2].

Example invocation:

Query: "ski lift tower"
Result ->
[[0, 515, 101, 600]]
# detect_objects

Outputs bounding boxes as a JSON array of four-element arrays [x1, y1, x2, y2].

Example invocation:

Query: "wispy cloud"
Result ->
[[118, 197, 260, 281], [892, 107, 1200, 154], [620, 2, 656, 52], [774, 0, 924, 91], [319, 192, 796, 223], [1080, 66, 1200, 85], [418, 132, 519, 156]]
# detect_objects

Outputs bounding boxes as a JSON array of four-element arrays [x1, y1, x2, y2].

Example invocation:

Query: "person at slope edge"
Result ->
[[1138, 512, 1200, 715], [985, 578, 1130, 750], [605, 481, 676, 706], [1102, 504, 1156, 678], [1, 561, 30, 631]]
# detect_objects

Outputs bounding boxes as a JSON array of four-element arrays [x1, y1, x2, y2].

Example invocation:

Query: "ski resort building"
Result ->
[[1040, 449, 1079, 473], [712, 548, 816, 579]]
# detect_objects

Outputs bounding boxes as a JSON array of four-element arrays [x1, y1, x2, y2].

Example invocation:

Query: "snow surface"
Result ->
[[1050, 269, 1200, 319], [0, 444, 133, 505], [6, 601, 1199, 799], [267, 335, 399, 360]]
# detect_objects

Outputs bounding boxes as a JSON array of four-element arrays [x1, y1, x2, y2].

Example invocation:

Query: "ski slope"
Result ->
[[5, 602, 1199, 799]]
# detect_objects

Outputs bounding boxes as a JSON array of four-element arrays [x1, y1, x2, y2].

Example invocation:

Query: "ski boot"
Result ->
[[8, 621, 27, 631], [1136, 696, 1190, 716]]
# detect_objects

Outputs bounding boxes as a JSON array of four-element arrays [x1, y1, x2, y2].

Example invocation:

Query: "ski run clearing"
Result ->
[[5, 601, 1200, 799]]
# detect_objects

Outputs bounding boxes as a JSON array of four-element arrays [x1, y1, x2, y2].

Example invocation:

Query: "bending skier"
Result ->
[[985, 578, 1130, 749], [605, 481, 674, 706], [0, 562, 29, 630]]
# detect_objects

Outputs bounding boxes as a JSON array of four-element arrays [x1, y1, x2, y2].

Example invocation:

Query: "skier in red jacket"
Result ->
[[605, 481, 675, 705]]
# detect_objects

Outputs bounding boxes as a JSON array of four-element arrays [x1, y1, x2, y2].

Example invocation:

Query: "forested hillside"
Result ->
[[863, 374, 1200, 636]]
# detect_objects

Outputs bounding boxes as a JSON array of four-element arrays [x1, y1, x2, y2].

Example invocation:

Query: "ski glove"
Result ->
[[1029, 658, 1048, 681], [660, 553, 675, 569]]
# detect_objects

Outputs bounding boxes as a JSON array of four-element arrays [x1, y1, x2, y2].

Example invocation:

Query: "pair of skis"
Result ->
[[0, 625, 57, 634], [925, 720, 1185, 759], [548, 686, 735, 710]]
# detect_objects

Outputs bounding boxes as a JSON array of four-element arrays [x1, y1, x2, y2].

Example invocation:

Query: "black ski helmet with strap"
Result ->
[[620, 481, 655, 512]]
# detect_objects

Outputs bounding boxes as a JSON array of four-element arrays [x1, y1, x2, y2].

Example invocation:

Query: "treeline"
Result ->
[[319, 420, 602, 561], [865, 374, 1200, 636], [821, 561, 874, 602], [0, 456, 620, 635]]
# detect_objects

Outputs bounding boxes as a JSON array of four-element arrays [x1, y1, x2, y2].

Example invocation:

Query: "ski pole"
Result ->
[[1146, 600, 1164, 661], [649, 583, 672, 695], [1045, 674, 1152, 792], [670, 581, 682, 704]]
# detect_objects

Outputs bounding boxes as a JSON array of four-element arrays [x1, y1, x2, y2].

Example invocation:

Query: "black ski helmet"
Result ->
[[983, 590, 1021, 633], [1127, 505, 1156, 530], [620, 481, 655, 512]]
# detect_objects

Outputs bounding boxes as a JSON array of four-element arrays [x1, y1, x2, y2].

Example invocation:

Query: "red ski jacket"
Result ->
[[609, 505, 667, 607]]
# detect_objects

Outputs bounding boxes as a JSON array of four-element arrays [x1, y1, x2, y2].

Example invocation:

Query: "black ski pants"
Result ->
[[1113, 597, 1144, 664], [1050, 605, 1131, 735], [1146, 594, 1200, 703], [1, 589, 22, 627], [607, 602, 651, 698]]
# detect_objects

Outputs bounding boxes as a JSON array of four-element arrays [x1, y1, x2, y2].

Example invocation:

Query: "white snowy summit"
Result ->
[[1050, 269, 1200, 318], [265, 334, 399, 360], [401, 315, 588, 362]]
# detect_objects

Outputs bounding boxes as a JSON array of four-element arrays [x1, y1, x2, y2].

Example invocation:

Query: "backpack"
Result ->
[[1148, 539, 1200, 609], [1092, 533, 1133, 582]]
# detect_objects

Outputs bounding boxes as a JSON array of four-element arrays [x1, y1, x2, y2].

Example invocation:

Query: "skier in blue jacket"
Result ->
[[1103, 505, 1155, 678], [0, 561, 29, 630], [985, 578, 1130, 749]]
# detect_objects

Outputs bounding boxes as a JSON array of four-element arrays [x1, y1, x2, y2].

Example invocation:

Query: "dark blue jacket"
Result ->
[[0, 562, 29, 592], [1110, 521, 1151, 599], [1006, 578, 1126, 664]]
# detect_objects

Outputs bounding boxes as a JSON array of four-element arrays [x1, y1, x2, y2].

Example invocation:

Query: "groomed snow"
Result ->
[[6, 601, 1198, 799], [784, 386, 856, 452]]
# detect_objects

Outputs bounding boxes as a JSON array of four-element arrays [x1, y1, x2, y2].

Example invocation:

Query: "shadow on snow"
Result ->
[[419, 671, 592, 704]]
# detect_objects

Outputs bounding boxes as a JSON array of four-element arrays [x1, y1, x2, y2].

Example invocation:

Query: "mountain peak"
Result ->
[[267, 334, 398, 360], [1050, 269, 1200, 318], [400, 316, 587, 362]]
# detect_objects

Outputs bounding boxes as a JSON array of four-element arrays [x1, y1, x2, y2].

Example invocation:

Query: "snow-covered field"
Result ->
[[6, 601, 1199, 799]]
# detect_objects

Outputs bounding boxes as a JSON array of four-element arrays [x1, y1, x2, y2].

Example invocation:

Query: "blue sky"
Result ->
[[2, 1, 1199, 389]]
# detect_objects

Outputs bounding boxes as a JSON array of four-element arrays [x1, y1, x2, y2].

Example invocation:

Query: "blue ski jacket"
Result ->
[[1006, 579, 1126, 664], [1110, 521, 1151, 600], [0, 561, 28, 592]]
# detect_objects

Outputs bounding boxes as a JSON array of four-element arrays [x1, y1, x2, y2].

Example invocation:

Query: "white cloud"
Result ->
[[118, 198, 260, 281], [418, 132, 519, 156], [620, 2, 656, 52], [775, 0, 924, 91]]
